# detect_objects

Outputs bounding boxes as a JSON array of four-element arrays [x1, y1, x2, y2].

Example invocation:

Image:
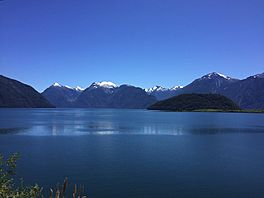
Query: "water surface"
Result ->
[[0, 109, 264, 197]]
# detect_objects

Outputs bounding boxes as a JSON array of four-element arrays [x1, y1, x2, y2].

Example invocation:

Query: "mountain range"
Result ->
[[42, 81, 156, 109], [172, 72, 264, 109], [144, 85, 182, 100], [0, 72, 264, 109]]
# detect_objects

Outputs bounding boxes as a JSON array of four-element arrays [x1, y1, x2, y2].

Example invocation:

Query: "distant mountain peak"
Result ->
[[170, 85, 183, 90], [253, 72, 264, 79], [52, 82, 62, 87], [51, 83, 84, 92], [91, 81, 118, 89], [74, 86, 84, 91], [145, 86, 167, 93], [201, 72, 232, 80], [145, 85, 183, 93]]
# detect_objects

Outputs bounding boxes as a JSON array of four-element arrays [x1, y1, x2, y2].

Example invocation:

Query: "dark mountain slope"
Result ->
[[221, 74, 264, 109], [75, 83, 156, 109], [0, 75, 53, 108], [109, 85, 157, 108], [74, 82, 117, 108], [177, 72, 238, 95], [42, 83, 82, 107]]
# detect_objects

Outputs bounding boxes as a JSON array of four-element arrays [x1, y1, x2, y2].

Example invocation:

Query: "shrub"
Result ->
[[0, 153, 86, 198]]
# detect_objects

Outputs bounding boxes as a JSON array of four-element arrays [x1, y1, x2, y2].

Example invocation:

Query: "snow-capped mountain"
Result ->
[[75, 86, 85, 91], [145, 85, 183, 100], [39, 71, 264, 109], [52, 83, 84, 92], [145, 86, 167, 93], [75, 84, 156, 108], [88, 81, 118, 94], [252, 72, 264, 79], [200, 72, 233, 80], [52, 82, 61, 87], [171, 85, 183, 90], [90, 81, 118, 89], [42, 81, 156, 108], [178, 72, 239, 95], [42, 83, 83, 107], [221, 72, 264, 109], [167, 71, 264, 109], [145, 85, 182, 93]]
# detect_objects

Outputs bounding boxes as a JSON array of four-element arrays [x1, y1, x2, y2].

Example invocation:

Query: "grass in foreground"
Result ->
[[0, 153, 87, 198]]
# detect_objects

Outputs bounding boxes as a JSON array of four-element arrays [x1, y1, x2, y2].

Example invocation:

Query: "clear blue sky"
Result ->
[[1, 0, 263, 91]]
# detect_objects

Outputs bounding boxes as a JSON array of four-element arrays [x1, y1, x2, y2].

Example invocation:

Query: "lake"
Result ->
[[1, 108, 264, 197]]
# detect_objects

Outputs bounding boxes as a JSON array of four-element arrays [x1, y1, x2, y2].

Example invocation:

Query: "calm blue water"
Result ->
[[1, 109, 264, 197]]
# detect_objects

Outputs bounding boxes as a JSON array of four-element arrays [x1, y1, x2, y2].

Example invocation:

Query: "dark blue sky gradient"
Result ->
[[1, 0, 263, 91]]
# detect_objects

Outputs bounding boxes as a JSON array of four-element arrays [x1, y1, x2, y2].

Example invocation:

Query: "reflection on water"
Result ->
[[0, 127, 28, 134], [0, 108, 264, 136]]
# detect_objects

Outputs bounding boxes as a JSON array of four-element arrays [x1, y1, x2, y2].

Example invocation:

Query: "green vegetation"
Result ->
[[0, 153, 87, 198], [0, 153, 42, 197], [148, 93, 241, 111]]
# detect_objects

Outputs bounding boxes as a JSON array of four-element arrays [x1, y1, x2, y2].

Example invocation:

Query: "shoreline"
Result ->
[[148, 109, 264, 114]]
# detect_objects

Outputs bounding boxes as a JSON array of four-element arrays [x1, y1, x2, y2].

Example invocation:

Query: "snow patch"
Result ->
[[145, 85, 183, 93], [145, 86, 167, 93], [253, 73, 264, 79], [52, 83, 84, 91], [52, 82, 61, 87], [170, 85, 183, 90], [92, 81, 118, 88], [202, 72, 231, 80], [64, 85, 72, 89], [74, 86, 84, 91]]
